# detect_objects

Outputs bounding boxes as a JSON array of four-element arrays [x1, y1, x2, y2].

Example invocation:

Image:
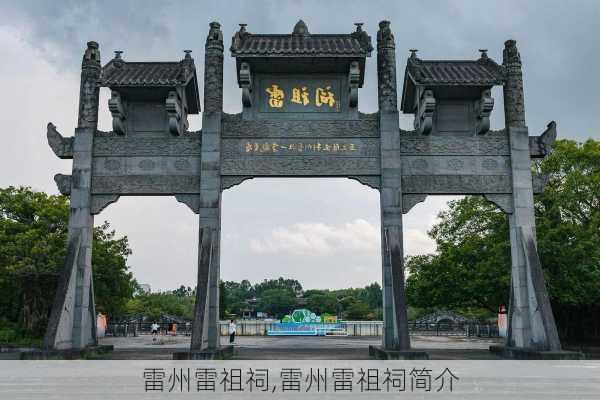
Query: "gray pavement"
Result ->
[[100, 334, 503, 360]]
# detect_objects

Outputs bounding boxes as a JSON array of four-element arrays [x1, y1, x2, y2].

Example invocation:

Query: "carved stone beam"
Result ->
[[348, 61, 360, 108], [529, 121, 557, 158], [239, 62, 253, 108], [47, 123, 73, 159], [91, 194, 120, 215], [108, 90, 127, 135], [402, 194, 427, 214], [484, 193, 514, 214], [166, 91, 183, 136], [54, 174, 72, 195], [175, 194, 200, 214], [415, 89, 435, 135], [476, 89, 494, 135]]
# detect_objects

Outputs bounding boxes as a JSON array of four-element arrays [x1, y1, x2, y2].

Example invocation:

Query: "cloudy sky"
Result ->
[[0, 1, 598, 291]]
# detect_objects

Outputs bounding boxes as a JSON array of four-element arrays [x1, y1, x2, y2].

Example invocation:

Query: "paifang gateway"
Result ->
[[44, 20, 564, 359]]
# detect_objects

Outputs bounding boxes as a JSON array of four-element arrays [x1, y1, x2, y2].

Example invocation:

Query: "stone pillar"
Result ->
[[44, 42, 101, 350], [503, 40, 561, 351], [377, 21, 410, 351], [191, 22, 224, 351]]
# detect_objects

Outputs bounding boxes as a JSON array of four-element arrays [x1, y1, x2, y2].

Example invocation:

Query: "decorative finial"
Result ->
[[409, 49, 418, 58], [114, 50, 123, 59], [239, 23, 247, 30], [354, 22, 363, 32], [293, 20, 309, 36], [184, 50, 192, 59], [479, 49, 488, 59]]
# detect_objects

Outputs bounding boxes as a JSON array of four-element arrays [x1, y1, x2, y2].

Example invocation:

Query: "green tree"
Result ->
[[405, 139, 600, 341], [257, 288, 297, 319], [345, 300, 371, 320], [0, 187, 136, 338]]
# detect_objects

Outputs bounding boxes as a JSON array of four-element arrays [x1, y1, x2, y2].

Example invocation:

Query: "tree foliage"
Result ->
[[405, 139, 600, 340], [0, 187, 137, 338]]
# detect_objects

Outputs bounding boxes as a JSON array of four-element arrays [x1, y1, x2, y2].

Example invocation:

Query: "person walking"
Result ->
[[228, 319, 237, 344], [151, 321, 159, 341]]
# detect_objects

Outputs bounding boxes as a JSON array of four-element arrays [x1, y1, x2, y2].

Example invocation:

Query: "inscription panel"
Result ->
[[222, 138, 380, 159]]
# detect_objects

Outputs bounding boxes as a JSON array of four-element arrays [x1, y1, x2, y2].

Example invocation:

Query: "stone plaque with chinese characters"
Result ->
[[242, 73, 353, 120]]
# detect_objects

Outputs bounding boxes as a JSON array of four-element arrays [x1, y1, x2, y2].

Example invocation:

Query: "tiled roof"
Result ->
[[401, 53, 505, 113], [230, 20, 373, 57], [406, 57, 505, 86], [100, 55, 200, 113], [101, 59, 196, 87]]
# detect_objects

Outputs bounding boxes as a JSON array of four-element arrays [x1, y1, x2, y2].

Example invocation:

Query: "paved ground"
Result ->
[[100, 334, 503, 360]]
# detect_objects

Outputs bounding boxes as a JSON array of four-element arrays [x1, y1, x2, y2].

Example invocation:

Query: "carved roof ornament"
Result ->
[[82, 41, 101, 66], [377, 20, 395, 49], [292, 19, 310, 36], [206, 21, 224, 51], [503, 39, 521, 65]]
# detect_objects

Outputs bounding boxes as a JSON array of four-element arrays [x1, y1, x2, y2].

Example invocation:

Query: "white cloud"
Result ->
[[249, 219, 380, 256]]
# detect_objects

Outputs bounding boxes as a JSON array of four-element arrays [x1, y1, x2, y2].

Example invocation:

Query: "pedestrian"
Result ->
[[229, 319, 237, 344], [151, 321, 159, 341]]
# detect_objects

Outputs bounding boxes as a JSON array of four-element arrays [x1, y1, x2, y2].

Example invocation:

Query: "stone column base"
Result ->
[[20, 345, 114, 360], [490, 345, 584, 360], [173, 345, 234, 360], [369, 345, 429, 360]]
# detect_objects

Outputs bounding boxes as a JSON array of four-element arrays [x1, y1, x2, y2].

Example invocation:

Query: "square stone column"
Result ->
[[191, 22, 224, 352], [503, 40, 561, 351], [377, 21, 411, 351], [44, 42, 101, 350]]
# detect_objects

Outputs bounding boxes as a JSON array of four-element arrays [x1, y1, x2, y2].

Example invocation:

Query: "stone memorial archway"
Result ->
[[44, 20, 566, 359]]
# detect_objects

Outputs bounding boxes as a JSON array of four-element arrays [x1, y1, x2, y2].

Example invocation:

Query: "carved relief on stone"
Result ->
[[46, 123, 73, 159], [108, 90, 127, 135], [166, 91, 185, 136], [175, 194, 200, 214], [103, 158, 121, 172], [483, 193, 513, 214], [221, 112, 379, 138], [400, 131, 509, 155], [482, 158, 499, 171], [347, 176, 381, 190], [221, 176, 253, 191], [402, 194, 427, 214], [204, 22, 224, 113], [447, 159, 464, 171], [377, 21, 397, 113], [348, 61, 360, 108], [476, 89, 494, 135], [415, 90, 435, 135], [78, 41, 101, 129], [93, 135, 202, 157], [91, 194, 120, 215], [239, 62, 253, 108], [54, 174, 72, 195], [138, 159, 156, 171], [174, 159, 191, 171]]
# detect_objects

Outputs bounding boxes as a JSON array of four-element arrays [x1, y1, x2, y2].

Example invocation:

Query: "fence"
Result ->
[[106, 320, 498, 338]]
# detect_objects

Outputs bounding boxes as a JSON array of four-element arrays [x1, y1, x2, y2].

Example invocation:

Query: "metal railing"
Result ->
[[105, 320, 499, 338]]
